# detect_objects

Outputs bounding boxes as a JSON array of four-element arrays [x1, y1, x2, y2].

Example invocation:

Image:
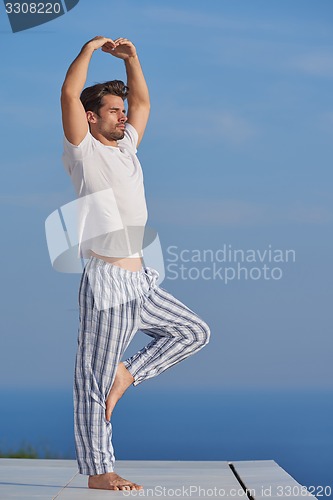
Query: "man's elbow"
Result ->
[[139, 102, 151, 117], [141, 102, 151, 117], [128, 98, 150, 112], [61, 84, 81, 102]]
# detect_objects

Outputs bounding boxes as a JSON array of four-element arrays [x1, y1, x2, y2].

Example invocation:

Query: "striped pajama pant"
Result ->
[[74, 256, 210, 476]]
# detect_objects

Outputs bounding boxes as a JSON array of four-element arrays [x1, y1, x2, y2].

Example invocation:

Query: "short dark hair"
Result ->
[[80, 80, 129, 115]]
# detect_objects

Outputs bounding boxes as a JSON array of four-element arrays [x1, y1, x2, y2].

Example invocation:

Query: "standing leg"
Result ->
[[73, 258, 142, 481], [123, 268, 211, 386]]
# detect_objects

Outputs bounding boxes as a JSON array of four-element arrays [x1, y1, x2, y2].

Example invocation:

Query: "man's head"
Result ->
[[80, 80, 129, 142]]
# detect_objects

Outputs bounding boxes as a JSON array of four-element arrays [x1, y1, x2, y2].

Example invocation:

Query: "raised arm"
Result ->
[[102, 38, 150, 146], [61, 36, 115, 146]]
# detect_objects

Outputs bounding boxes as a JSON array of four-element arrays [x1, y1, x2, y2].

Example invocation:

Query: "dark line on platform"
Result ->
[[228, 463, 255, 500]]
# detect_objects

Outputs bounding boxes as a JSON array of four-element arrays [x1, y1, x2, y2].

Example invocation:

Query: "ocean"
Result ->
[[1, 388, 332, 496]]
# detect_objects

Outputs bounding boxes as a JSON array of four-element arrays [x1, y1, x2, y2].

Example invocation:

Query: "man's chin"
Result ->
[[114, 130, 125, 141], [103, 132, 125, 142]]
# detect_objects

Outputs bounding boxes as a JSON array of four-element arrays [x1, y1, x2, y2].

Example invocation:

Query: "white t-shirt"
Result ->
[[62, 123, 148, 259]]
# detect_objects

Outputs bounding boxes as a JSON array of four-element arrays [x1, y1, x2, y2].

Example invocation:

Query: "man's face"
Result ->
[[92, 94, 127, 142]]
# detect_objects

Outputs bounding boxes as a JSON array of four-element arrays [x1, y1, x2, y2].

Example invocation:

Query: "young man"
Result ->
[[61, 36, 210, 491]]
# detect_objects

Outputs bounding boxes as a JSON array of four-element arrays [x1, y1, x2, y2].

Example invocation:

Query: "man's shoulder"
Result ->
[[63, 129, 94, 151], [62, 130, 95, 175]]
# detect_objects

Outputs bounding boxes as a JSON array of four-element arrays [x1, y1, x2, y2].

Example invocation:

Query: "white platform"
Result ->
[[0, 459, 317, 499]]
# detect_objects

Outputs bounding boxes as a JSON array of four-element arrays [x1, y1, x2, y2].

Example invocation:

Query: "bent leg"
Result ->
[[123, 281, 210, 386]]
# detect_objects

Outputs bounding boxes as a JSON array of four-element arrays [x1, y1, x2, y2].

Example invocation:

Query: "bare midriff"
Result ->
[[90, 250, 144, 271]]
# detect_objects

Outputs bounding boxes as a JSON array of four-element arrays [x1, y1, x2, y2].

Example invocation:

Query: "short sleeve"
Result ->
[[62, 131, 93, 175], [118, 123, 139, 155]]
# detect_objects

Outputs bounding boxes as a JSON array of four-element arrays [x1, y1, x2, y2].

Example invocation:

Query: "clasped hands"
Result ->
[[84, 35, 137, 60]]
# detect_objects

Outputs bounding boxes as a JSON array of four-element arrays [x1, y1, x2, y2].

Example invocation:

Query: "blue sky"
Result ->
[[0, 0, 332, 392]]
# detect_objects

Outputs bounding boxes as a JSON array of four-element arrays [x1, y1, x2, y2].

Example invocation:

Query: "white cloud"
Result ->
[[214, 112, 257, 144], [148, 197, 333, 227], [149, 105, 258, 145], [286, 202, 333, 225], [144, 6, 333, 81], [145, 7, 234, 30], [0, 191, 72, 210], [320, 111, 333, 134], [144, 6, 328, 38], [290, 52, 333, 78]]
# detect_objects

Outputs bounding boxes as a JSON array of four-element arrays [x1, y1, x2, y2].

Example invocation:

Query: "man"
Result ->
[[61, 36, 211, 491]]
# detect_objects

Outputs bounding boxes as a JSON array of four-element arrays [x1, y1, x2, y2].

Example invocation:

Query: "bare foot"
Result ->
[[88, 471, 143, 490], [105, 362, 134, 420]]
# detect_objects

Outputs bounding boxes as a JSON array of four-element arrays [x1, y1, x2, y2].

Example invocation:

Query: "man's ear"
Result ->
[[86, 111, 98, 124]]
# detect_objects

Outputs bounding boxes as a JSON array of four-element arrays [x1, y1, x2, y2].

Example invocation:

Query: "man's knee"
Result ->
[[190, 319, 210, 350], [198, 320, 210, 347]]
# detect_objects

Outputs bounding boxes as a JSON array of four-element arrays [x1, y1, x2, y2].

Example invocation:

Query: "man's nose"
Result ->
[[119, 114, 127, 122]]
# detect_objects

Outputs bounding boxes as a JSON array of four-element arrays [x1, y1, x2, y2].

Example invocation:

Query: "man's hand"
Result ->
[[83, 35, 116, 53], [102, 38, 137, 60]]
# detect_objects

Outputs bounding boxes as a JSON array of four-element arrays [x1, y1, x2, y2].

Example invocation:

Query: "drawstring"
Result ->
[[141, 267, 159, 295]]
